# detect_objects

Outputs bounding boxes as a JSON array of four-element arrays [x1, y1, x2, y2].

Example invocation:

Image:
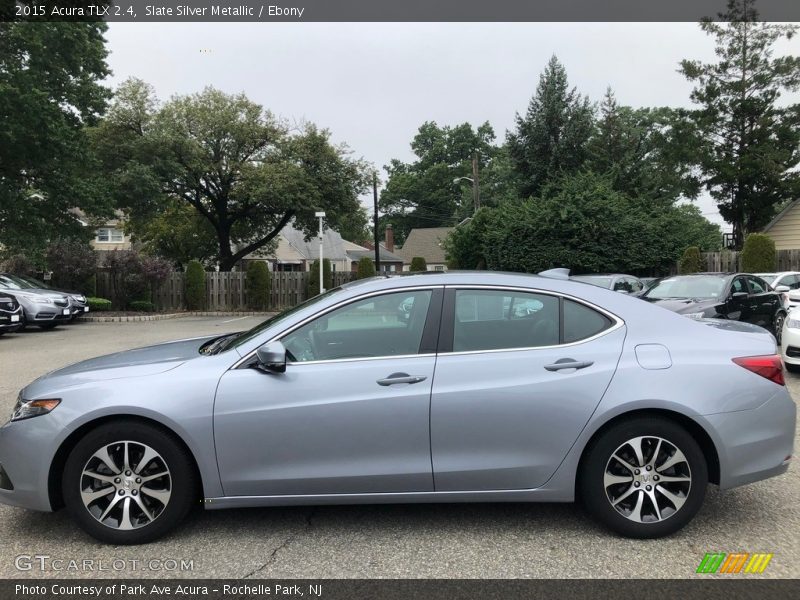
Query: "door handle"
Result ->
[[544, 359, 594, 372], [377, 372, 428, 386]]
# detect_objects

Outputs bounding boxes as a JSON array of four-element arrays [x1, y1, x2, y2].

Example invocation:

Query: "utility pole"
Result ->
[[315, 211, 325, 294], [373, 172, 381, 274], [472, 151, 481, 212]]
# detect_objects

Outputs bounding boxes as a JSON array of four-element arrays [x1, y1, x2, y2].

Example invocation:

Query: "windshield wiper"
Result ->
[[200, 332, 240, 355]]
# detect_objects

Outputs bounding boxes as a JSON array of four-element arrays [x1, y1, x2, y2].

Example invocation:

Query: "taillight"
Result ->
[[732, 355, 785, 386]]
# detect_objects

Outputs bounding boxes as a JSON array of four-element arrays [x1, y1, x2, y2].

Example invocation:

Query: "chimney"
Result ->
[[385, 224, 394, 253]]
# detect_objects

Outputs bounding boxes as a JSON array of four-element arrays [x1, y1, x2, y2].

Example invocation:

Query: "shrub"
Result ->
[[129, 300, 155, 313], [104, 249, 148, 307], [184, 260, 206, 310], [356, 256, 376, 279], [246, 261, 270, 310], [0, 254, 37, 276], [307, 259, 332, 297], [87, 297, 112, 312], [678, 247, 703, 274], [741, 233, 776, 272], [46, 239, 97, 291], [409, 257, 428, 272]]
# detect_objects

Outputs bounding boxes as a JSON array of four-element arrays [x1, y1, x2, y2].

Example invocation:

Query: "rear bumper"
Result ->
[[703, 387, 796, 490]]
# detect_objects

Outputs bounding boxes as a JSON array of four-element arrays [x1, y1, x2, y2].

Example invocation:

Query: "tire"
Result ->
[[774, 312, 786, 345], [62, 420, 199, 545], [786, 362, 800, 374], [579, 416, 707, 539]]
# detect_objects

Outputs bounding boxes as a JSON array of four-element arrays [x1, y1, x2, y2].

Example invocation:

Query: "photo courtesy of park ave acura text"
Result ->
[[1, 0, 800, 595]]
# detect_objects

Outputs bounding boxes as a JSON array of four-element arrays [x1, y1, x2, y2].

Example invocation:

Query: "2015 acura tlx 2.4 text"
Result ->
[[0, 271, 795, 544]]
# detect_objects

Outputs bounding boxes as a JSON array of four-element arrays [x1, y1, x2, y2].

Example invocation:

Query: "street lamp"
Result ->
[[453, 152, 481, 213], [315, 211, 326, 294]]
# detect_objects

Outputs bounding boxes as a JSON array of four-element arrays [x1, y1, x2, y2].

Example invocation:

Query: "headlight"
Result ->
[[683, 312, 706, 320], [71, 295, 86, 303], [787, 318, 800, 329], [10, 395, 61, 422]]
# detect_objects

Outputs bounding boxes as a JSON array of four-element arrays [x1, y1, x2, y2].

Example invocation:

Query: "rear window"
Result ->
[[563, 299, 613, 343]]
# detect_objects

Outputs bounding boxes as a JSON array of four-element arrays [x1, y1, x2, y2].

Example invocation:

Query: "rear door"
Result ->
[[724, 276, 752, 322], [430, 287, 626, 491]]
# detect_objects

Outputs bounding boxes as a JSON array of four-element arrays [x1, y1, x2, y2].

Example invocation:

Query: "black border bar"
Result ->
[[6, 0, 800, 23]]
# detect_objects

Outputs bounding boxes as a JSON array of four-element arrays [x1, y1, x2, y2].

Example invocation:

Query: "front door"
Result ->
[[430, 288, 626, 491], [214, 287, 442, 497]]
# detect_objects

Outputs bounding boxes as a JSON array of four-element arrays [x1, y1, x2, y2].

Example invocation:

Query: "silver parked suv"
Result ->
[[0, 274, 73, 329]]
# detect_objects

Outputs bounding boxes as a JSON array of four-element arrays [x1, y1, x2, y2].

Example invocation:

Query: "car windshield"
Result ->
[[572, 276, 613, 289], [17, 275, 49, 288], [0, 274, 37, 290], [645, 275, 727, 300], [202, 286, 345, 355]]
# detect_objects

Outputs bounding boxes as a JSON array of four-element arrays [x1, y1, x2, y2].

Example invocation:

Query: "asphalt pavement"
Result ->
[[0, 316, 797, 579]]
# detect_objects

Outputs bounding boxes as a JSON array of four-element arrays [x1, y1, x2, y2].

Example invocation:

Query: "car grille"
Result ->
[[786, 346, 800, 358]]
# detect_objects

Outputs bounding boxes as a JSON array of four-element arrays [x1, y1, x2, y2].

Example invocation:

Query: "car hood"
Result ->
[[642, 297, 719, 314], [5, 288, 69, 300], [23, 336, 217, 395]]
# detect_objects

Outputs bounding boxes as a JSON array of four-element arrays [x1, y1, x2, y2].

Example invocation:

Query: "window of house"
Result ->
[[434, 265, 445, 272], [95, 228, 124, 243], [281, 290, 433, 362]]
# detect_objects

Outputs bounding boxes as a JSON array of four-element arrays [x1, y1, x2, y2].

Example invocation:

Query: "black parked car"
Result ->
[[640, 272, 787, 343], [0, 292, 23, 335]]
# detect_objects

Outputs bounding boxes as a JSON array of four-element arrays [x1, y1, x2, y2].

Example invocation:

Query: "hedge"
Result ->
[[307, 259, 332, 297], [740, 233, 776, 273], [409, 256, 427, 272], [87, 297, 112, 312], [246, 261, 270, 310], [129, 300, 156, 313], [356, 256, 376, 279], [184, 260, 206, 310]]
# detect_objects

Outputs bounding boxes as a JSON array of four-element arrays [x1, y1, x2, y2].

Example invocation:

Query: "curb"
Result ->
[[77, 311, 275, 323]]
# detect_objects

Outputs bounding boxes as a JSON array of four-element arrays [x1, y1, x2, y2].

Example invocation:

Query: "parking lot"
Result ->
[[0, 316, 798, 579]]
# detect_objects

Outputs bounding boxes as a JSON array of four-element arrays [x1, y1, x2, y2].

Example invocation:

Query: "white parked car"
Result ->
[[782, 307, 800, 373], [754, 272, 800, 310]]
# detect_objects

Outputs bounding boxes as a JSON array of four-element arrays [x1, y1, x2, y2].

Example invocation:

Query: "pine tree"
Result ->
[[507, 55, 594, 198]]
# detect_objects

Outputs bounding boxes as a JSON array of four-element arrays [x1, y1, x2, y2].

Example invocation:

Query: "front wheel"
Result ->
[[579, 417, 707, 538], [63, 421, 198, 545]]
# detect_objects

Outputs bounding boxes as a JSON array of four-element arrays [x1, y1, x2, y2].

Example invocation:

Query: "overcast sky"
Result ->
[[104, 23, 800, 230]]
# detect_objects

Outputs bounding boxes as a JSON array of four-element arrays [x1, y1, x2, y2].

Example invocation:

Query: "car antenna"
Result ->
[[538, 268, 571, 280]]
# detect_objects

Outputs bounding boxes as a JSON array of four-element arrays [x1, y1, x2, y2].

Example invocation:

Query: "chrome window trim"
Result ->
[[230, 285, 444, 370], [443, 284, 624, 355]]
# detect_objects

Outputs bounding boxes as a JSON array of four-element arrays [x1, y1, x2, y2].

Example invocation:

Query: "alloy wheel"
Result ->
[[79, 441, 172, 530], [603, 435, 691, 523], [775, 313, 785, 346]]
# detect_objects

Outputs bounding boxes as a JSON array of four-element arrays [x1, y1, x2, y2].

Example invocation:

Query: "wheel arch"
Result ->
[[576, 408, 720, 487], [47, 414, 203, 511]]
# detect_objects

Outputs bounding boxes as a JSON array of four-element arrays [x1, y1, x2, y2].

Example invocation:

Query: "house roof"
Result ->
[[346, 246, 404, 264], [395, 227, 454, 265], [763, 200, 800, 233]]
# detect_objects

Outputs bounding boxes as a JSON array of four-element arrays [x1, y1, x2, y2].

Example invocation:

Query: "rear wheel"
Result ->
[[63, 421, 198, 544], [774, 312, 786, 345], [579, 417, 707, 538]]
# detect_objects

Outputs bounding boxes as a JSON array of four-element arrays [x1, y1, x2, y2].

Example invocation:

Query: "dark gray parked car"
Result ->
[[0, 274, 73, 329], [0, 292, 23, 335], [14, 274, 89, 320]]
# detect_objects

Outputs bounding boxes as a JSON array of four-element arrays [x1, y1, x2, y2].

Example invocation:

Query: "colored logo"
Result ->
[[696, 553, 773, 574]]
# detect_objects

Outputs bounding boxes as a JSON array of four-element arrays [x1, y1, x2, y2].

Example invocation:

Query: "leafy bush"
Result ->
[[129, 300, 155, 312], [409, 257, 427, 272], [356, 256, 375, 279], [678, 247, 703, 274], [246, 261, 270, 310], [0, 254, 37, 276], [307, 259, 332, 297], [741, 233, 776, 272], [184, 260, 206, 310], [46, 239, 97, 291], [87, 297, 112, 311], [104, 249, 172, 308]]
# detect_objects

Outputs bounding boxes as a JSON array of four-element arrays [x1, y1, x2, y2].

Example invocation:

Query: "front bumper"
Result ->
[[68, 303, 89, 319], [782, 325, 800, 365], [0, 305, 23, 333], [24, 303, 72, 323], [0, 416, 61, 512], [703, 387, 796, 490]]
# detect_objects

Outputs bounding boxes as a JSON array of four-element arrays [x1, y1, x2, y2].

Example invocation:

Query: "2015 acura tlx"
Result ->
[[0, 271, 795, 544]]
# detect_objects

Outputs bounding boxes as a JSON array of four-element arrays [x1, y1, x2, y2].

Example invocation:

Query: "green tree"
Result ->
[[380, 121, 497, 243], [679, 247, 704, 274], [307, 259, 332, 297], [680, 0, 800, 248], [0, 17, 113, 252], [409, 257, 428, 272], [184, 260, 206, 310], [337, 206, 371, 244], [356, 256, 376, 279], [45, 239, 97, 291], [95, 80, 370, 271], [507, 55, 595, 198], [245, 261, 271, 310], [740, 233, 776, 272]]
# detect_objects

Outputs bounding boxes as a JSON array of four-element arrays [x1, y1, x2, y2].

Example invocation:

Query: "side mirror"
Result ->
[[775, 285, 790, 292], [255, 341, 287, 374], [731, 291, 749, 301]]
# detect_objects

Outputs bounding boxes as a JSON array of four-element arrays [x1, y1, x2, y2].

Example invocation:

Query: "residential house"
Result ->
[[70, 209, 133, 253], [395, 226, 454, 272], [351, 224, 404, 273], [763, 200, 800, 250]]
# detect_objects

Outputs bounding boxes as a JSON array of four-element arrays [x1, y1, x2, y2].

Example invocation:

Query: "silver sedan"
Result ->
[[0, 271, 795, 544]]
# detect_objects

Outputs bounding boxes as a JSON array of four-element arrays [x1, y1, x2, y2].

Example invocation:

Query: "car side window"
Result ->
[[731, 277, 748, 295], [748, 277, 767, 294], [453, 290, 559, 352], [281, 290, 433, 362], [790, 275, 800, 290], [613, 279, 630, 292], [627, 278, 643, 293], [563, 299, 614, 343]]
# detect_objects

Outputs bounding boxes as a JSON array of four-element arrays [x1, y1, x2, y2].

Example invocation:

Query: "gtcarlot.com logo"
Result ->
[[15, 554, 194, 573], [696, 552, 773, 574]]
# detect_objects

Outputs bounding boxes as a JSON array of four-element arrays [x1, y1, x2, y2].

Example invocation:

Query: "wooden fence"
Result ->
[[699, 249, 800, 273], [96, 270, 356, 312]]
